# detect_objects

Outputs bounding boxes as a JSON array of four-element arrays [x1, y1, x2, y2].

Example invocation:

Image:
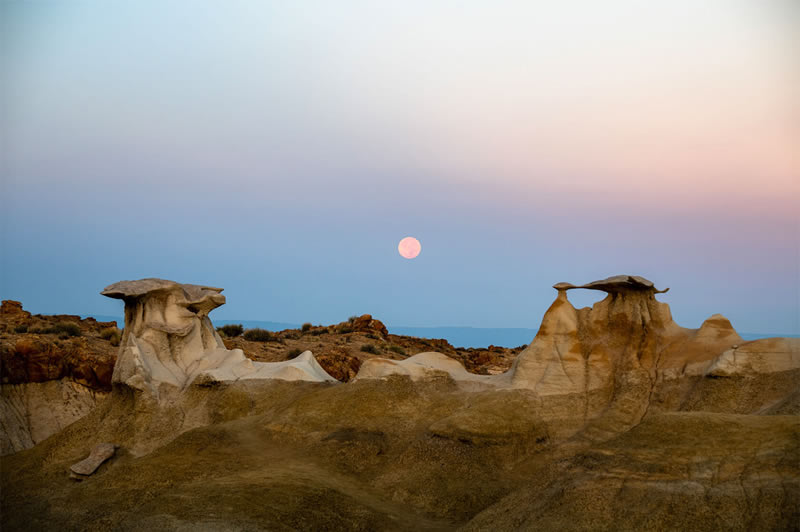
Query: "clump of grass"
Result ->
[[360, 344, 380, 354], [55, 322, 82, 337], [243, 328, 272, 342], [301, 322, 312, 332], [217, 324, 244, 337], [100, 327, 122, 346], [30, 322, 82, 337], [388, 345, 406, 356], [286, 348, 303, 359], [13, 324, 28, 334]]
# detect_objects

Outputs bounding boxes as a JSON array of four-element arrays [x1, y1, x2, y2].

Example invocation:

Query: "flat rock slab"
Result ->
[[70, 443, 117, 479]]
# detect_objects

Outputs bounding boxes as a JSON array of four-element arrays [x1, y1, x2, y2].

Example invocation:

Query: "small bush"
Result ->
[[13, 324, 28, 333], [338, 326, 353, 334], [311, 328, 330, 336], [243, 328, 272, 342], [301, 322, 312, 332], [55, 322, 81, 337], [217, 324, 244, 337], [388, 345, 406, 356], [100, 327, 122, 346], [348, 315, 358, 323], [360, 344, 380, 354], [286, 348, 303, 359], [99, 327, 119, 340]]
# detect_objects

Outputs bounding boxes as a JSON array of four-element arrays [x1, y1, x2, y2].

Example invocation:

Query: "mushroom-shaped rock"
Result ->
[[102, 279, 337, 399], [552, 275, 669, 294], [512, 275, 739, 396]]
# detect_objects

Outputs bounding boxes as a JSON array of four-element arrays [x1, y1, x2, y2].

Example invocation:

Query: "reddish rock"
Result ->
[[314, 350, 363, 382], [349, 315, 389, 338], [0, 302, 118, 392], [1, 300, 31, 325]]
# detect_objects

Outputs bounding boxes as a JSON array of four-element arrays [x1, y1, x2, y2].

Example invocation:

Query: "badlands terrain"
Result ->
[[1, 275, 798, 531]]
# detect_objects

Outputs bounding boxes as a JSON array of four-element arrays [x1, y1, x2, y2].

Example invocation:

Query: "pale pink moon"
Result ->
[[398, 237, 421, 259]]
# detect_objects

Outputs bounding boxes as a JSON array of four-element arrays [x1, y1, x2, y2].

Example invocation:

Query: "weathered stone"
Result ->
[[553, 274, 669, 293], [101, 279, 337, 400], [69, 442, 117, 479]]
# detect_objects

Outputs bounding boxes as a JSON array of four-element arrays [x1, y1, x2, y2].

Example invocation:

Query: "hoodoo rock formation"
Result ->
[[102, 279, 336, 398], [355, 274, 799, 439], [2, 275, 798, 530]]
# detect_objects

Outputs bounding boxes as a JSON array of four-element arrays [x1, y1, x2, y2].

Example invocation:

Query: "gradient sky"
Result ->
[[1, 1, 798, 334]]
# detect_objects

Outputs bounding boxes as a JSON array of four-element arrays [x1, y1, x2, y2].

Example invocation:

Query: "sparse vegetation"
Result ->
[[28, 322, 81, 337], [388, 345, 407, 356], [360, 344, 380, 354], [13, 324, 28, 333], [301, 323, 312, 332], [338, 326, 353, 334], [55, 322, 82, 337], [217, 324, 244, 337], [348, 315, 358, 323], [99, 327, 119, 339], [286, 348, 303, 359], [311, 328, 330, 336], [100, 327, 122, 346], [243, 328, 272, 342]]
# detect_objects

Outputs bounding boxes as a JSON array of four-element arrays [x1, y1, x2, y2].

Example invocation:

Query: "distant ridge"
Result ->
[[80, 315, 797, 349]]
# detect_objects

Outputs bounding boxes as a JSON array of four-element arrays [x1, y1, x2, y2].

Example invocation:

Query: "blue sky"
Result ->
[[1, 1, 798, 333]]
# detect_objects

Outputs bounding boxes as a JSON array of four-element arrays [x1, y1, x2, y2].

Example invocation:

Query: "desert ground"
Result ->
[[1, 276, 798, 531]]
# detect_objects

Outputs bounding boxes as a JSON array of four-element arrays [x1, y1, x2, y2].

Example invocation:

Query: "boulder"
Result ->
[[70, 442, 117, 479]]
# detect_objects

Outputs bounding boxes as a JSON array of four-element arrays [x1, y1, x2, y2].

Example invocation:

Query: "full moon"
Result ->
[[398, 236, 421, 259]]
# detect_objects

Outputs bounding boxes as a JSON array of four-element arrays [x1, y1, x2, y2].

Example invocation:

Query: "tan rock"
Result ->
[[354, 351, 504, 390], [69, 442, 117, 479], [706, 338, 800, 377], [101, 279, 337, 400]]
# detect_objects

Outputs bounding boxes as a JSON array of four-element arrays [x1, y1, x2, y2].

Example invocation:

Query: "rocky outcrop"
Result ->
[[0, 379, 108, 455], [1, 276, 798, 530], [0, 300, 31, 325], [511, 275, 691, 395], [355, 352, 504, 390], [348, 314, 389, 337], [102, 279, 337, 398], [2, 336, 116, 391], [706, 338, 800, 377]]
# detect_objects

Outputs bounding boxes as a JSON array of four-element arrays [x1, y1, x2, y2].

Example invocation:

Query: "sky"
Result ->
[[1, 0, 798, 334]]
